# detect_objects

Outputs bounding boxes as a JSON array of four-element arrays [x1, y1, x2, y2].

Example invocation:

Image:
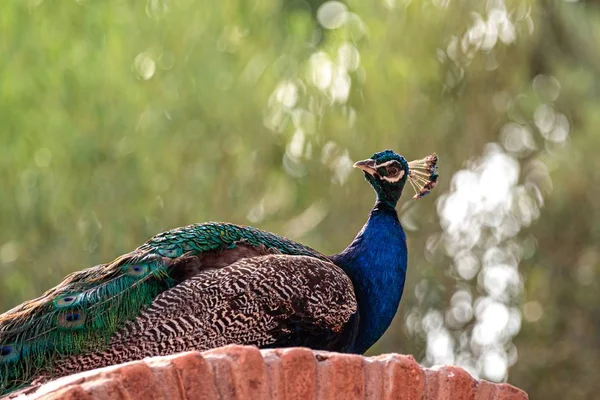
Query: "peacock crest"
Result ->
[[407, 153, 439, 199]]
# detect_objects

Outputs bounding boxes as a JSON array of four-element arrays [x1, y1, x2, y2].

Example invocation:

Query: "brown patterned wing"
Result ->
[[45, 255, 358, 381]]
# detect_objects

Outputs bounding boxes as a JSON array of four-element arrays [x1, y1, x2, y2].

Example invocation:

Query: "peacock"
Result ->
[[0, 149, 438, 396]]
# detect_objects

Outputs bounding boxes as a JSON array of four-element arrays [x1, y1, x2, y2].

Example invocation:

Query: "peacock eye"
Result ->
[[0, 344, 21, 364], [0, 345, 12, 356], [124, 263, 150, 278], [54, 293, 82, 308], [387, 166, 400, 177], [57, 309, 87, 329]]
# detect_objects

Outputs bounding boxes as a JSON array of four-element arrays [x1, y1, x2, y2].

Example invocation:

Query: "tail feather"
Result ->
[[0, 251, 175, 395]]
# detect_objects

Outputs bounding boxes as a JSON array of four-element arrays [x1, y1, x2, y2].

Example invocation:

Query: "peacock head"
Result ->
[[354, 149, 439, 207]]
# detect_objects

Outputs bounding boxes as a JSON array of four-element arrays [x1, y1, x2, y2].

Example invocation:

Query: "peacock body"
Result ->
[[0, 149, 438, 396]]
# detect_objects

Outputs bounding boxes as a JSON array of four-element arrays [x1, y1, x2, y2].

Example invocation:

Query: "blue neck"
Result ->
[[331, 201, 407, 354]]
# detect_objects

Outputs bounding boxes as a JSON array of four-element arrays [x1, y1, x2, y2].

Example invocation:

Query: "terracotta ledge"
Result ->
[[5, 345, 528, 400]]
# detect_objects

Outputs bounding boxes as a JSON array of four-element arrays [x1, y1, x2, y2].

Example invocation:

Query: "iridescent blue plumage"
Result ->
[[330, 149, 436, 353], [0, 149, 438, 396], [331, 205, 407, 354]]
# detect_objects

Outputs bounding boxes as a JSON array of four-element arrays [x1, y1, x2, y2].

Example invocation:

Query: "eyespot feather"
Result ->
[[53, 294, 82, 308]]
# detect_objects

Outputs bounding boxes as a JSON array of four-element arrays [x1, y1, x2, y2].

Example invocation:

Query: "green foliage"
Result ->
[[0, 0, 598, 398]]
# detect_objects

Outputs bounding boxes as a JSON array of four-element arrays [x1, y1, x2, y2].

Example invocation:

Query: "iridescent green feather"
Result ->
[[0, 222, 325, 395], [139, 223, 326, 259]]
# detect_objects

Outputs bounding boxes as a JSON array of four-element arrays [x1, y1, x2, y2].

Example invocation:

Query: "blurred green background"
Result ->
[[1, 0, 599, 398]]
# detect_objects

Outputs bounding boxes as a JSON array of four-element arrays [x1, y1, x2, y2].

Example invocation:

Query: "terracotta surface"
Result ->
[[4, 346, 528, 400]]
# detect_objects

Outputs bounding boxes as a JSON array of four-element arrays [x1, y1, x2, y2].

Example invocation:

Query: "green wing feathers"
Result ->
[[0, 251, 174, 394], [0, 222, 325, 395], [139, 222, 326, 260]]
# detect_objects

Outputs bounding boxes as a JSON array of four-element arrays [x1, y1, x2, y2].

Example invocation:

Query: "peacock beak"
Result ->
[[353, 159, 378, 175]]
